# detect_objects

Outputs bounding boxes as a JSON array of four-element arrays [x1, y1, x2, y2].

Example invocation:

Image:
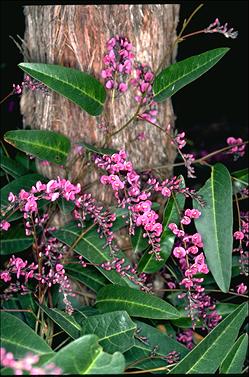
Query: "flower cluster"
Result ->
[[233, 211, 249, 276], [95, 150, 163, 259], [176, 329, 195, 350], [100, 257, 149, 291], [226, 136, 246, 160], [0, 177, 118, 311], [131, 61, 158, 123], [168, 209, 222, 329], [166, 124, 196, 178], [13, 74, 50, 95], [204, 18, 238, 39], [0, 348, 61, 375], [101, 35, 134, 93]]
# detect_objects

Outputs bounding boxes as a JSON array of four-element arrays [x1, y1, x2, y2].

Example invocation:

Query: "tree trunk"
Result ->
[[20, 4, 180, 204]]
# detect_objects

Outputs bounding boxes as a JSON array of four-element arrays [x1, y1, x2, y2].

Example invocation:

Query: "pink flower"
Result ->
[[173, 246, 186, 258], [185, 208, 201, 219], [24, 197, 38, 213], [236, 283, 247, 294], [118, 82, 128, 92], [0, 220, 10, 231], [181, 216, 191, 225], [8, 192, 16, 203], [234, 231, 244, 240], [152, 223, 163, 237], [161, 187, 171, 197], [181, 278, 193, 288], [192, 233, 203, 247], [0, 271, 11, 282], [187, 246, 199, 255]]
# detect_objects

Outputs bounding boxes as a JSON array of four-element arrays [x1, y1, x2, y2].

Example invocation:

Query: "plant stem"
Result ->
[[153, 288, 249, 299], [67, 222, 96, 254], [140, 141, 248, 171], [0, 90, 14, 105]]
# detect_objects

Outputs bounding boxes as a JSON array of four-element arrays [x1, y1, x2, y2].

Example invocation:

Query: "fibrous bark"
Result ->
[[20, 4, 180, 203]]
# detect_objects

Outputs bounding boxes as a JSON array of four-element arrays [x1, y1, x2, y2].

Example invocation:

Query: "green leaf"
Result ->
[[96, 285, 180, 320], [65, 263, 109, 292], [0, 312, 52, 358], [131, 227, 149, 254], [232, 168, 249, 194], [193, 163, 233, 292], [0, 223, 33, 254], [153, 48, 230, 102], [0, 174, 47, 221], [124, 320, 188, 370], [138, 187, 185, 273], [42, 334, 125, 374], [2, 294, 37, 329], [39, 305, 81, 339], [169, 303, 247, 374], [0, 155, 29, 178], [79, 141, 117, 156], [52, 222, 138, 288], [4, 130, 71, 165], [81, 311, 136, 353], [18, 63, 106, 116], [15, 150, 37, 172], [219, 333, 248, 374], [73, 307, 99, 326]]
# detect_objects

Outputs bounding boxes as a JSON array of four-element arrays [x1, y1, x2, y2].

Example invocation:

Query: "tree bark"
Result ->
[[20, 4, 180, 204]]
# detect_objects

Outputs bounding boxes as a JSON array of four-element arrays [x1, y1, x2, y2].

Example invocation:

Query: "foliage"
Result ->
[[0, 5, 248, 375]]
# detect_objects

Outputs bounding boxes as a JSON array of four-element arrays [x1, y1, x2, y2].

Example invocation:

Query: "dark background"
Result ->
[[0, 1, 248, 175]]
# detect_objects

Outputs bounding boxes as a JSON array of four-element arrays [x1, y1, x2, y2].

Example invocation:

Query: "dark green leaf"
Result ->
[[131, 227, 149, 254], [42, 334, 125, 374], [124, 320, 188, 371], [219, 333, 248, 374], [153, 48, 230, 102], [0, 312, 52, 358], [96, 285, 180, 320], [39, 305, 81, 339], [79, 141, 117, 156], [4, 130, 71, 165], [138, 186, 185, 273], [0, 155, 29, 178], [2, 294, 37, 329], [73, 307, 99, 326], [0, 174, 47, 221], [15, 150, 37, 172], [169, 303, 247, 374], [18, 63, 106, 116], [232, 168, 248, 194], [0, 223, 33, 254], [65, 263, 109, 292], [194, 163, 233, 292], [52, 222, 138, 288], [81, 311, 136, 353]]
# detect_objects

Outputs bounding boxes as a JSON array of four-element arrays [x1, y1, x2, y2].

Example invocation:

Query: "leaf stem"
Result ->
[[0, 90, 14, 105]]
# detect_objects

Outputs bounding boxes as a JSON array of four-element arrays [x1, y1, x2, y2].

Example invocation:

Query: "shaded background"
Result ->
[[1, 1, 248, 178]]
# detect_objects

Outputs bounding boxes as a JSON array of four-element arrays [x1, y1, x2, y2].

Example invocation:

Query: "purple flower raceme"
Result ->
[[204, 18, 238, 39], [168, 208, 222, 330], [0, 177, 118, 312], [233, 211, 249, 276], [95, 150, 204, 260], [13, 74, 50, 96], [131, 61, 158, 123], [101, 35, 134, 94]]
